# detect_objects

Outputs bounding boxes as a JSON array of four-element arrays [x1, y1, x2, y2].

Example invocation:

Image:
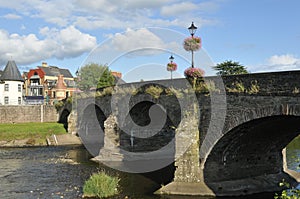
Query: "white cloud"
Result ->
[[161, 2, 198, 17], [0, 0, 221, 30], [2, 13, 22, 19], [161, 1, 220, 16], [267, 54, 298, 66], [55, 26, 97, 58], [111, 28, 165, 52], [0, 26, 97, 66], [251, 54, 300, 73]]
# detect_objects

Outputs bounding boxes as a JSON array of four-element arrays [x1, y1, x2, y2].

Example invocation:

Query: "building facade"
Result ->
[[24, 62, 76, 104], [0, 60, 24, 105]]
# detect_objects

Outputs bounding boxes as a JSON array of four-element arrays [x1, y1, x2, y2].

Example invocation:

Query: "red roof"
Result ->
[[27, 68, 45, 79]]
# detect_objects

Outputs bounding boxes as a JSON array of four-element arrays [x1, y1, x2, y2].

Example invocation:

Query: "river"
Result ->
[[0, 137, 299, 199]]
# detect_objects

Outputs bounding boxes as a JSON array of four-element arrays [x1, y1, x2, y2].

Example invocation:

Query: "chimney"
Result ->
[[42, 62, 48, 67], [56, 74, 66, 89]]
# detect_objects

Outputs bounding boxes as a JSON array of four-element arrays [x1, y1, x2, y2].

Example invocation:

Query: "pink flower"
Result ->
[[184, 67, 205, 78], [167, 62, 177, 71], [183, 36, 202, 52]]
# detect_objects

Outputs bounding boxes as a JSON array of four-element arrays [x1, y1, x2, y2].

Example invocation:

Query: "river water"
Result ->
[[0, 137, 299, 199]]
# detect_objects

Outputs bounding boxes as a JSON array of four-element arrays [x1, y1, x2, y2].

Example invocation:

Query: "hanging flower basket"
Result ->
[[183, 36, 201, 52], [184, 67, 205, 78], [167, 62, 177, 72]]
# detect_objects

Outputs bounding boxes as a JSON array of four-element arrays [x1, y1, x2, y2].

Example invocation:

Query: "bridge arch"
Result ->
[[203, 115, 300, 195], [118, 100, 179, 152]]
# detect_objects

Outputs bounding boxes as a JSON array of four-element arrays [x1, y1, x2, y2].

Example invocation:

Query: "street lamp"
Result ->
[[169, 55, 174, 80], [167, 55, 177, 80], [188, 22, 197, 68], [169, 55, 174, 63], [188, 22, 197, 37]]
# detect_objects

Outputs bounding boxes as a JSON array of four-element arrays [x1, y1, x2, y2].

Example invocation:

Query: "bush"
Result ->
[[83, 172, 119, 198], [274, 180, 300, 199], [54, 100, 64, 112], [145, 85, 164, 99]]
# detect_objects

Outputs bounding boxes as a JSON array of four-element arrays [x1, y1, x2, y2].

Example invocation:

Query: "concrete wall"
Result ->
[[0, 105, 58, 123]]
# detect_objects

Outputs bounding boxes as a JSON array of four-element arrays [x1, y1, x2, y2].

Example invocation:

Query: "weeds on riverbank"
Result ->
[[0, 122, 66, 143], [83, 172, 119, 198]]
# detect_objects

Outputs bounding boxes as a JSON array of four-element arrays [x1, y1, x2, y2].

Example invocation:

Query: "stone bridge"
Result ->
[[61, 70, 300, 196]]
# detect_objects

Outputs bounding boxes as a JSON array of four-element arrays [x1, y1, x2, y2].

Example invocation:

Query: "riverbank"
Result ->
[[0, 134, 82, 147], [0, 122, 82, 147]]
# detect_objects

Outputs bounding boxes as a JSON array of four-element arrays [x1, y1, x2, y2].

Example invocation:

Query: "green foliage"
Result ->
[[0, 122, 66, 141], [226, 81, 245, 93], [95, 87, 114, 98], [247, 80, 260, 94], [76, 63, 115, 91], [83, 172, 119, 198], [54, 100, 64, 112], [214, 60, 248, 76], [145, 85, 164, 99], [165, 87, 184, 98], [97, 67, 115, 89], [274, 180, 300, 199]]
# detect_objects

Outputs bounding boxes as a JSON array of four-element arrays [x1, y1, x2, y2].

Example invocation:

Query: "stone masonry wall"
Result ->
[[0, 105, 58, 123]]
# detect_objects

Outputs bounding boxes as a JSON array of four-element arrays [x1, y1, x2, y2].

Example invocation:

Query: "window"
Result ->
[[18, 84, 21, 92], [4, 97, 9, 104], [53, 91, 56, 98], [18, 97, 21, 105], [4, 84, 9, 91]]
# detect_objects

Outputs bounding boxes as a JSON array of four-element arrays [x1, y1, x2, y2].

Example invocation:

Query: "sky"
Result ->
[[0, 0, 299, 82]]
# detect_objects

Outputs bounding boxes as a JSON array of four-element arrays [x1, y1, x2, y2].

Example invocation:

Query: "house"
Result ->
[[24, 62, 76, 104], [0, 60, 24, 105]]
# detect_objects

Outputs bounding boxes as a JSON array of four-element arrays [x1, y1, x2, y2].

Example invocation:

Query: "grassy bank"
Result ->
[[83, 172, 120, 198], [0, 122, 66, 144]]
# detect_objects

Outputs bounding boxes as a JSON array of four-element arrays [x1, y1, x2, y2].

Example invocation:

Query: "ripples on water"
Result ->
[[0, 146, 98, 199], [0, 137, 299, 199]]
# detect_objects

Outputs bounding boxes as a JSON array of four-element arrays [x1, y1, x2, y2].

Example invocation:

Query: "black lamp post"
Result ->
[[169, 55, 175, 80], [188, 22, 197, 37], [188, 22, 197, 68], [169, 55, 174, 63]]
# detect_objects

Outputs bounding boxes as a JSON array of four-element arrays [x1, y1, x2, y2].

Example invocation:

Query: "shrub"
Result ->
[[165, 87, 183, 98], [227, 81, 245, 93], [83, 172, 119, 198], [247, 80, 260, 94], [274, 180, 300, 199], [53, 100, 65, 112], [145, 85, 164, 99]]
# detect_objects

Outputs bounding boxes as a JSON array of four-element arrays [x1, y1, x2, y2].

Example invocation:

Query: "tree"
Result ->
[[76, 63, 115, 91], [213, 60, 248, 76], [97, 67, 115, 89]]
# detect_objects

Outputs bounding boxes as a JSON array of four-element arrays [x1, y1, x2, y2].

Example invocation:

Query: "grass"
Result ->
[[83, 172, 120, 198], [0, 122, 66, 142]]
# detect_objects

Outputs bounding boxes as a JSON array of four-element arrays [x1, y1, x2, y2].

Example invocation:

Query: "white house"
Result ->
[[0, 60, 24, 105]]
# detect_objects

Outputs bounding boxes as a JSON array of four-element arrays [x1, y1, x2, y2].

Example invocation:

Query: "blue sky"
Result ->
[[0, 0, 299, 82]]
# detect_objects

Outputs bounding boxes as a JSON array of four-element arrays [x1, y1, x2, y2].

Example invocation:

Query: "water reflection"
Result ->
[[0, 139, 299, 199], [286, 136, 300, 172]]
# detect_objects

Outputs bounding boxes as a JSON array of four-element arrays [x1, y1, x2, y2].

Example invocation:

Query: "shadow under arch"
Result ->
[[203, 115, 300, 196], [119, 100, 180, 153], [78, 103, 107, 157], [58, 109, 70, 132]]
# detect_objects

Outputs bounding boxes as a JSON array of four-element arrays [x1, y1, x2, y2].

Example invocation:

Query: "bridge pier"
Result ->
[[156, 110, 214, 196]]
